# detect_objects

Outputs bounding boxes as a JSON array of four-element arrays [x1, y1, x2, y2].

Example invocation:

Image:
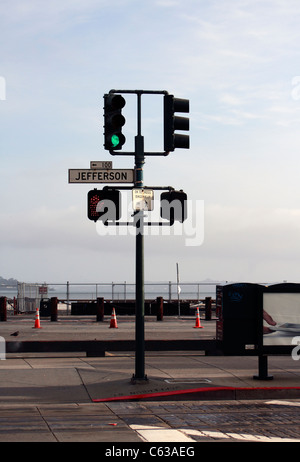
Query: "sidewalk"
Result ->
[[1, 352, 300, 404], [0, 315, 299, 441], [0, 353, 300, 442]]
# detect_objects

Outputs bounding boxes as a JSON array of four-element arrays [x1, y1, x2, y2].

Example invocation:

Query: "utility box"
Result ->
[[216, 283, 263, 354], [40, 298, 51, 317]]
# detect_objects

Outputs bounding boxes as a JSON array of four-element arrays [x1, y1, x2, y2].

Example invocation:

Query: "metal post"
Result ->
[[133, 92, 147, 381], [96, 297, 104, 322], [0, 297, 7, 322], [176, 262, 180, 317], [253, 355, 273, 380], [50, 297, 58, 322], [156, 296, 163, 321], [66, 281, 70, 315], [205, 297, 212, 320]]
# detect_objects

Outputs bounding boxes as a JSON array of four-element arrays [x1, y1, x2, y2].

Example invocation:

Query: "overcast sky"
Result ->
[[1, 0, 300, 286]]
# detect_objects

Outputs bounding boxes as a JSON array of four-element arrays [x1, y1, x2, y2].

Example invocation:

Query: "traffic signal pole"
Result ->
[[133, 92, 146, 381], [100, 89, 189, 382], [70, 89, 190, 383]]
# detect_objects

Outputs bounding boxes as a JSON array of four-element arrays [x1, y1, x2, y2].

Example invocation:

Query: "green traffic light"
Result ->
[[111, 134, 120, 148]]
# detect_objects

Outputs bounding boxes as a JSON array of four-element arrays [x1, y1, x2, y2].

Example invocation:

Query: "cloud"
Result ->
[[219, 94, 243, 106], [203, 204, 300, 259], [2, 0, 300, 284]]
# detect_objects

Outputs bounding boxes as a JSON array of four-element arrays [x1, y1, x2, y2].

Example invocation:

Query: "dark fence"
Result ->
[[70, 298, 192, 317], [37, 296, 214, 320]]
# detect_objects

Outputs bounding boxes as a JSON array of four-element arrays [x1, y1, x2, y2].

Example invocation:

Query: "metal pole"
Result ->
[[253, 355, 273, 381], [176, 263, 180, 317], [133, 92, 147, 381], [66, 281, 70, 315]]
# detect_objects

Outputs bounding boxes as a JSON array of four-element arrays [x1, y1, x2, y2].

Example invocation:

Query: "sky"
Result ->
[[1, 0, 300, 286]]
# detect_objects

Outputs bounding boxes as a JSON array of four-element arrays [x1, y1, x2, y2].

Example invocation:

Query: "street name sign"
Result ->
[[69, 169, 134, 184]]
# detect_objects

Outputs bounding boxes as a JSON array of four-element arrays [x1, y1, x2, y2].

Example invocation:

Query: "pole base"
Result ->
[[131, 374, 148, 384], [253, 355, 273, 380], [253, 374, 274, 381]]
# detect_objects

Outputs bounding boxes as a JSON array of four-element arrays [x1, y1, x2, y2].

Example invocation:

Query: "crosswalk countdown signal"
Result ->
[[164, 95, 189, 152], [104, 93, 126, 151], [87, 189, 121, 222]]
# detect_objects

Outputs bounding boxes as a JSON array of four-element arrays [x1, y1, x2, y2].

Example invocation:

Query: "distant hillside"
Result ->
[[0, 276, 18, 288]]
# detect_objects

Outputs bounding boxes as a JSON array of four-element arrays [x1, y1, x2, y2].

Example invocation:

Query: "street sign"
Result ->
[[132, 188, 154, 211], [90, 161, 113, 169], [68, 169, 134, 184]]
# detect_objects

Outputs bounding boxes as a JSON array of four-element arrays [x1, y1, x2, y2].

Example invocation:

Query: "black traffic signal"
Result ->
[[104, 93, 126, 151], [164, 95, 189, 152], [160, 190, 187, 224], [87, 189, 121, 222]]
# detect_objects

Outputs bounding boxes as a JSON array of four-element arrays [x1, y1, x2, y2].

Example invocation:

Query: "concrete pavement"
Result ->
[[0, 353, 300, 442], [0, 315, 300, 442], [1, 352, 300, 404]]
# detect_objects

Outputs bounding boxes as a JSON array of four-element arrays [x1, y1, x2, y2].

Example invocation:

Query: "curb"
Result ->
[[92, 386, 300, 402]]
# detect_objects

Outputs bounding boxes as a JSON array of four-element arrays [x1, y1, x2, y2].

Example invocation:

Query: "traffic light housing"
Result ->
[[104, 93, 126, 151], [160, 190, 187, 224], [87, 189, 121, 222], [164, 95, 189, 152]]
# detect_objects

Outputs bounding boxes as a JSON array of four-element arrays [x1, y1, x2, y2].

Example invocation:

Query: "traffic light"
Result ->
[[160, 190, 187, 224], [87, 189, 121, 222], [104, 93, 126, 151], [164, 95, 189, 152]]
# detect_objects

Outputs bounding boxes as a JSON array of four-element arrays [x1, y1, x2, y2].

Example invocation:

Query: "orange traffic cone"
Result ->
[[109, 308, 118, 328], [33, 307, 41, 329], [194, 307, 203, 328]]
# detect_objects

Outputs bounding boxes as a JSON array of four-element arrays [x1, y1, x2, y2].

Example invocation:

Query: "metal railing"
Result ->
[[46, 281, 221, 303], [10, 281, 222, 314]]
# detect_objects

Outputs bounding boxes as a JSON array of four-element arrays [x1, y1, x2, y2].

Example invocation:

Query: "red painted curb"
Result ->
[[92, 386, 300, 402]]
